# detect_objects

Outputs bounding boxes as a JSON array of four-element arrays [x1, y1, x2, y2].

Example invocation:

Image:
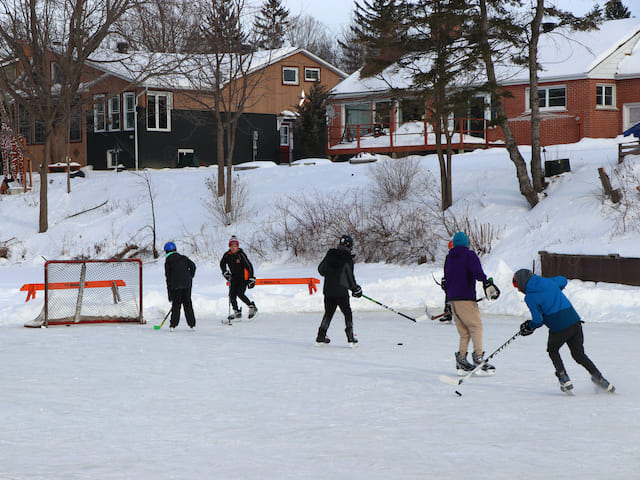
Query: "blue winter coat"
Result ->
[[523, 275, 581, 333], [443, 246, 488, 301]]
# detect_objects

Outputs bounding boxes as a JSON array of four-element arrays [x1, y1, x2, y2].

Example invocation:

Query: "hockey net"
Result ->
[[25, 259, 144, 327]]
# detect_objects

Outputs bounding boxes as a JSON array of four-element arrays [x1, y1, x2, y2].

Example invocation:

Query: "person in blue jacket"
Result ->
[[444, 231, 500, 375], [513, 269, 615, 394]]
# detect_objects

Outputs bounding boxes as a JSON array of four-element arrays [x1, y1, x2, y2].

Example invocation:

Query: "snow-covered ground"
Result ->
[[1, 137, 640, 478]]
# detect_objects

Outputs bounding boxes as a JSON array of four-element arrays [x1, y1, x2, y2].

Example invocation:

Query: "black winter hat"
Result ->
[[513, 269, 533, 293]]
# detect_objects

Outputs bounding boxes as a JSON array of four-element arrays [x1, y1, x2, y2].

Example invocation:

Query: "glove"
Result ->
[[223, 271, 232, 281], [440, 276, 447, 292], [520, 320, 535, 336], [442, 303, 452, 322], [247, 277, 256, 289], [483, 277, 500, 300], [352, 285, 363, 298]]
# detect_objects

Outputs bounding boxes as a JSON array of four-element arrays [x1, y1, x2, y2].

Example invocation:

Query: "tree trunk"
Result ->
[[478, 0, 538, 208], [216, 115, 225, 197], [38, 137, 51, 233], [529, 0, 544, 192]]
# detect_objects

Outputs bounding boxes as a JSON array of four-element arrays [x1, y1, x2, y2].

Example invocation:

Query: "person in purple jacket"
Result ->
[[443, 232, 500, 375], [513, 268, 615, 394]]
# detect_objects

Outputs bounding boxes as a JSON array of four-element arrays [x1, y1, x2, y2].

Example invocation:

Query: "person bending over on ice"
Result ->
[[444, 231, 500, 375], [512, 269, 614, 394], [316, 234, 362, 346], [220, 235, 257, 319], [164, 242, 197, 331]]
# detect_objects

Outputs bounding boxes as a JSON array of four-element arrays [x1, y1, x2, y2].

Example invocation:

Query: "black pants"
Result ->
[[547, 322, 602, 379], [319, 295, 353, 335], [170, 287, 196, 328], [229, 280, 252, 311]]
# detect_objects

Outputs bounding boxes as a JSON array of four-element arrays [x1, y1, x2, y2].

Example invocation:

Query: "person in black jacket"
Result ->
[[316, 234, 362, 346], [164, 241, 197, 331], [219, 235, 257, 319]]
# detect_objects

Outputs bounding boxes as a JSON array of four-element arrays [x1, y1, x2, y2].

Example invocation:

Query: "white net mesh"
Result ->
[[40, 260, 142, 326]]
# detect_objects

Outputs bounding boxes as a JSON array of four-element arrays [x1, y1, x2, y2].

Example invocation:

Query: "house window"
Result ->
[[18, 104, 32, 144], [109, 96, 121, 131], [399, 98, 424, 122], [93, 96, 106, 132], [69, 108, 81, 142], [147, 92, 172, 131], [596, 84, 615, 108], [527, 86, 566, 110], [34, 121, 45, 144], [123, 92, 135, 130], [282, 67, 299, 85], [304, 67, 320, 82], [51, 62, 62, 84], [280, 124, 290, 146]]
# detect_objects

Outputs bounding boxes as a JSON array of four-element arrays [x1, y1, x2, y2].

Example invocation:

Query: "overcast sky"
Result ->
[[278, 0, 639, 34]]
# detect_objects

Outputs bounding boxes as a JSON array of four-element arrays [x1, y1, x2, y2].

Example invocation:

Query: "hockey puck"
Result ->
[[397, 343, 403, 346], [455, 390, 462, 397]]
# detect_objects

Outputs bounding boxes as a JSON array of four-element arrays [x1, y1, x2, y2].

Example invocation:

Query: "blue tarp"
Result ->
[[623, 122, 640, 138]]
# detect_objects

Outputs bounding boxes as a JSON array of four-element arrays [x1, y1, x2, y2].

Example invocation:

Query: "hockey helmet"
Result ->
[[163, 241, 177, 252], [339, 234, 354, 250]]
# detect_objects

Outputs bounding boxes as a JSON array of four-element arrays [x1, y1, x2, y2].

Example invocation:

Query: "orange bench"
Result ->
[[228, 277, 320, 295], [20, 280, 126, 302]]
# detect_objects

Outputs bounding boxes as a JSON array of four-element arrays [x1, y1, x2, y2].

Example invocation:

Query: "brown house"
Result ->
[[7, 46, 346, 172], [327, 18, 640, 158]]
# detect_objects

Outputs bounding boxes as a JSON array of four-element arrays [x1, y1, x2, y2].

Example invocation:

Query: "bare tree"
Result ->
[[0, 0, 134, 232], [286, 14, 337, 63]]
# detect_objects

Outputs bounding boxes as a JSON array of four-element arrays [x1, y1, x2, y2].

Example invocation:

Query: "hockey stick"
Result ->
[[154, 309, 171, 330], [427, 298, 484, 320], [439, 330, 521, 389], [362, 295, 417, 322]]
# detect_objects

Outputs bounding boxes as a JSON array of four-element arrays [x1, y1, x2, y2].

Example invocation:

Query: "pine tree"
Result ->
[[293, 82, 331, 159], [351, 0, 409, 77], [253, 0, 290, 50], [604, 0, 631, 20]]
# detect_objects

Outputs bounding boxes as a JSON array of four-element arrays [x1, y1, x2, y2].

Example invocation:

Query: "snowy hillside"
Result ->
[[2, 138, 640, 479], [2, 137, 640, 326]]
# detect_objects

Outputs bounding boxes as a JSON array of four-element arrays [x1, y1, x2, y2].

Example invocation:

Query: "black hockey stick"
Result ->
[[439, 330, 521, 391], [154, 309, 171, 330], [362, 295, 418, 322]]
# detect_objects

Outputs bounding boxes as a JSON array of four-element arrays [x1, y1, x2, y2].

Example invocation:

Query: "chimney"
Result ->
[[116, 42, 129, 54]]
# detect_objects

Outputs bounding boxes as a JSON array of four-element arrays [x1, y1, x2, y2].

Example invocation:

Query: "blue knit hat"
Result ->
[[452, 231, 469, 248]]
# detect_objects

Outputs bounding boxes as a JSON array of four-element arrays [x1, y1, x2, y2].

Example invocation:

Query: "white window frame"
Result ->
[[108, 95, 121, 131], [282, 67, 299, 85], [280, 124, 290, 146], [596, 84, 616, 109], [147, 91, 172, 132], [123, 92, 135, 131], [304, 67, 320, 82], [93, 95, 106, 132], [525, 85, 567, 111]]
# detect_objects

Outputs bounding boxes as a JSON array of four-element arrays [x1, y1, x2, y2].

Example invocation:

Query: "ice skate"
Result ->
[[248, 303, 258, 319], [592, 375, 615, 393], [455, 351, 475, 376], [233, 308, 242, 319], [472, 351, 496, 376], [346, 328, 358, 348], [315, 335, 330, 346], [557, 371, 574, 395]]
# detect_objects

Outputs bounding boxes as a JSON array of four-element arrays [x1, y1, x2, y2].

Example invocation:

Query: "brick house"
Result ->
[[327, 18, 640, 158], [9, 46, 346, 171]]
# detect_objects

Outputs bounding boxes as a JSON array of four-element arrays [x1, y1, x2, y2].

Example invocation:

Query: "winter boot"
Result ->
[[316, 329, 330, 346], [234, 307, 242, 319], [345, 328, 358, 347], [248, 303, 258, 319], [591, 375, 615, 393], [472, 351, 496, 376], [556, 371, 574, 394], [455, 351, 475, 376]]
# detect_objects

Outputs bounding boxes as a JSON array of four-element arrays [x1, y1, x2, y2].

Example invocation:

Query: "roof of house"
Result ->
[[86, 46, 347, 90], [331, 17, 640, 98]]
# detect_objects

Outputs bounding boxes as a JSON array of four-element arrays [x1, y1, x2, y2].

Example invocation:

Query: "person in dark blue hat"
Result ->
[[443, 231, 500, 375], [164, 241, 197, 331], [513, 268, 614, 394]]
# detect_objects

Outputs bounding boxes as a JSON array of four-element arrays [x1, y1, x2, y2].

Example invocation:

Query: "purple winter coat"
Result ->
[[443, 246, 488, 301]]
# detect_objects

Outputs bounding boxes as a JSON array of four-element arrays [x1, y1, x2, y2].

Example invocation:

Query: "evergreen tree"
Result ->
[[253, 0, 290, 50], [337, 21, 366, 74], [604, 0, 631, 20], [293, 82, 331, 159], [351, 0, 410, 77]]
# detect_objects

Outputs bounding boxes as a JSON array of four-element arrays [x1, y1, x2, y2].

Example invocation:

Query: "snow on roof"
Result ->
[[86, 46, 346, 91], [331, 18, 640, 97]]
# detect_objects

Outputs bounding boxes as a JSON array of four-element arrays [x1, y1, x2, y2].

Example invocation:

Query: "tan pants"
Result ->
[[450, 300, 483, 355]]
